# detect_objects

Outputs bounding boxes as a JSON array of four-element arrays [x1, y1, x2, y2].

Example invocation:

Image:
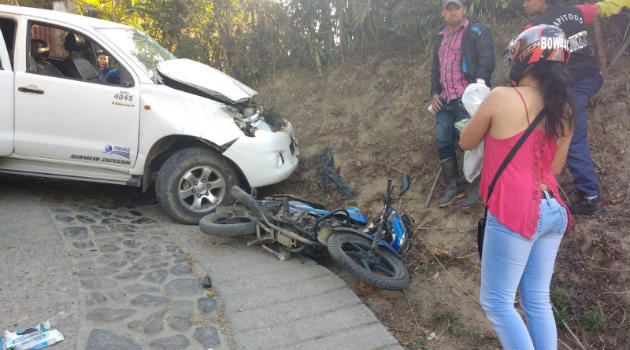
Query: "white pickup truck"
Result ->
[[0, 5, 299, 223]]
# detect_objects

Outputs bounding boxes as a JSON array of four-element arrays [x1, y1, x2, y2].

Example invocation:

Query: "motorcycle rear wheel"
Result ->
[[327, 232, 409, 290], [199, 208, 256, 237]]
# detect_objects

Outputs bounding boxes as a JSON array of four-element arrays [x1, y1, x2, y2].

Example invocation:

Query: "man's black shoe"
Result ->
[[569, 196, 604, 216]]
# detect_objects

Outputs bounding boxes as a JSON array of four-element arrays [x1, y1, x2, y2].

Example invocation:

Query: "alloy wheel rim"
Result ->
[[177, 166, 225, 213]]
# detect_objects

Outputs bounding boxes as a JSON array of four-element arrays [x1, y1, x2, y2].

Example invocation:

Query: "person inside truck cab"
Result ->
[[29, 38, 62, 77], [97, 50, 111, 76]]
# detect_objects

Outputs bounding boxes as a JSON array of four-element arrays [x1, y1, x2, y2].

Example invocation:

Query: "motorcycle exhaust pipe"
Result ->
[[230, 186, 265, 218]]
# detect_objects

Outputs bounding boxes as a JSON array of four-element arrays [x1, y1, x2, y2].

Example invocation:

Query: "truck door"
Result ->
[[0, 23, 14, 155], [13, 20, 140, 169]]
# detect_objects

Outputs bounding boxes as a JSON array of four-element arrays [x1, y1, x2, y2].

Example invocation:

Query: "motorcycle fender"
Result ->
[[377, 240, 403, 260], [360, 233, 402, 259]]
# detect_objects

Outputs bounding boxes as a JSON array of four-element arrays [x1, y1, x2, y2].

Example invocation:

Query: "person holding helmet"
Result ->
[[523, 0, 617, 215], [430, 0, 495, 209], [460, 25, 573, 350]]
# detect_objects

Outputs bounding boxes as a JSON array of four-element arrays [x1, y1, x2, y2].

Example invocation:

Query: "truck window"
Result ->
[[94, 44, 132, 86], [0, 17, 16, 69], [27, 21, 132, 86]]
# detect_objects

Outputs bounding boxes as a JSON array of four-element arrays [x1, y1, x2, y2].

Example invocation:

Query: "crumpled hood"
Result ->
[[157, 58, 257, 104]]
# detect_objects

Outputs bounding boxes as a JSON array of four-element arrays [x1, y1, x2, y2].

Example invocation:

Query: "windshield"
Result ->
[[97, 28, 176, 82]]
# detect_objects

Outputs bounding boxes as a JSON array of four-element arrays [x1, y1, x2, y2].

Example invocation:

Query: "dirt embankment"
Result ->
[[253, 36, 630, 349]]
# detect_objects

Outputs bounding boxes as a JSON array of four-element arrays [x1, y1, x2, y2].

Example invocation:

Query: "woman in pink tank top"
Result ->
[[460, 25, 574, 350]]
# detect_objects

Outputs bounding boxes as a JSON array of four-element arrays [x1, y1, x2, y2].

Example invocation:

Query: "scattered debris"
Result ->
[[316, 147, 359, 199], [202, 275, 212, 289], [1, 320, 64, 350]]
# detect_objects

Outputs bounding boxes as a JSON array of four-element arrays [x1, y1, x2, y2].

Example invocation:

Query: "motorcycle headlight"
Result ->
[[387, 211, 407, 251]]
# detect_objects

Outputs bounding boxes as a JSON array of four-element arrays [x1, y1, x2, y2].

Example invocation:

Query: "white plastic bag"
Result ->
[[464, 140, 484, 183], [461, 80, 490, 183], [461, 80, 490, 116]]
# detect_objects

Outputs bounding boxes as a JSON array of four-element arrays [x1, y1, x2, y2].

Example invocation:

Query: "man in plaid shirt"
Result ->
[[430, 0, 495, 208]]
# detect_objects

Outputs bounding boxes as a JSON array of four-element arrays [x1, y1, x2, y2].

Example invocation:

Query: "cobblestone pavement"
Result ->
[[0, 176, 403, 350], [1, 177, 228, 350]]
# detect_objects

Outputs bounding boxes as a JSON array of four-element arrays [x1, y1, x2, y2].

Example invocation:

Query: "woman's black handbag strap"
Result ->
[[483, 110, 545, 217]]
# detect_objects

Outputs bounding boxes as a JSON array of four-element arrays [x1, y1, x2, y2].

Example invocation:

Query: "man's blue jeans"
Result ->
[[480, 192, 568, 350], [435, 98, 470, 160], [568, 74, 603, 197]]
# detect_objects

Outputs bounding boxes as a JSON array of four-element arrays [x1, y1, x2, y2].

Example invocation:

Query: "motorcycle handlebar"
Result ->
[[385, 179, 392, 206]]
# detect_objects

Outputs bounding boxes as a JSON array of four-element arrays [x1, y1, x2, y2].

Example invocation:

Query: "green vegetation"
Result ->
[[405, 332, 428, 350], [5, 0, 527, 82], [581, 310, 605, 332], [551, 289, 569, 327], [551, 279, 572, 326], [3, 0, 51, 8], [7, 0, 624, 85], [429, 308, 460, 335], [4, 0, 625, 85], [435, 254, 455, 267]]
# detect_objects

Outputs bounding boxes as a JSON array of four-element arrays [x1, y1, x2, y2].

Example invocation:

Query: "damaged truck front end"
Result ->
[[156, 58, 300, 189]]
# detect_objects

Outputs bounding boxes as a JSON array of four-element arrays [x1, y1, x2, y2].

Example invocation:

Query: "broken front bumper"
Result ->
[[222, 121, 299, 188]]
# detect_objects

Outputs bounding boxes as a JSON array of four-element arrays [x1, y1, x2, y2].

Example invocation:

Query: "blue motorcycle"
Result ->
[[199, 175, 412, 290]]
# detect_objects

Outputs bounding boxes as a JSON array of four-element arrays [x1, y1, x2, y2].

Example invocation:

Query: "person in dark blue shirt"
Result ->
[[105, 68, 120, 85], [97, 51, 111, 76]]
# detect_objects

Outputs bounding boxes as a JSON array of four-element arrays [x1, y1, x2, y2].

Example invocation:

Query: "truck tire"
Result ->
[[156, 147, 238, 224]]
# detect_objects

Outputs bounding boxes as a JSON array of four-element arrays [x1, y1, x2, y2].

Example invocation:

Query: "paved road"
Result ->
[[0, 176, 402, 350]]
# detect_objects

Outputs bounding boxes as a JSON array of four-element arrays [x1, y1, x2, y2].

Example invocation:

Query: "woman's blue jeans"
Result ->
[[480, 192, 568, 350]]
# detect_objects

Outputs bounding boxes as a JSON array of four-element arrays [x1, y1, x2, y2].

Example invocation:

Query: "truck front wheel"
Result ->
[[156, 147, 238, 224]]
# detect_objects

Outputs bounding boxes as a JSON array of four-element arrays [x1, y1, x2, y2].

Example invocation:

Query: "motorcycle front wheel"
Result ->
[[327, 232, 409, 290]]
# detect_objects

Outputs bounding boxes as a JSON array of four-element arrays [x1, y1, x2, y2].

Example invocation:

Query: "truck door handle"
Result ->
[[18, 87, 44, 94]]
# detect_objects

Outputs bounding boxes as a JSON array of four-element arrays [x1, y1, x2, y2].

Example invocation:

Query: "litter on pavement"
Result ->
[[1, 320, 64, 350]]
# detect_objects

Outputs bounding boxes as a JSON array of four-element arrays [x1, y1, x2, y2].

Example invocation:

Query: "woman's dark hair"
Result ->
[[528, 61, 574, 138]]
